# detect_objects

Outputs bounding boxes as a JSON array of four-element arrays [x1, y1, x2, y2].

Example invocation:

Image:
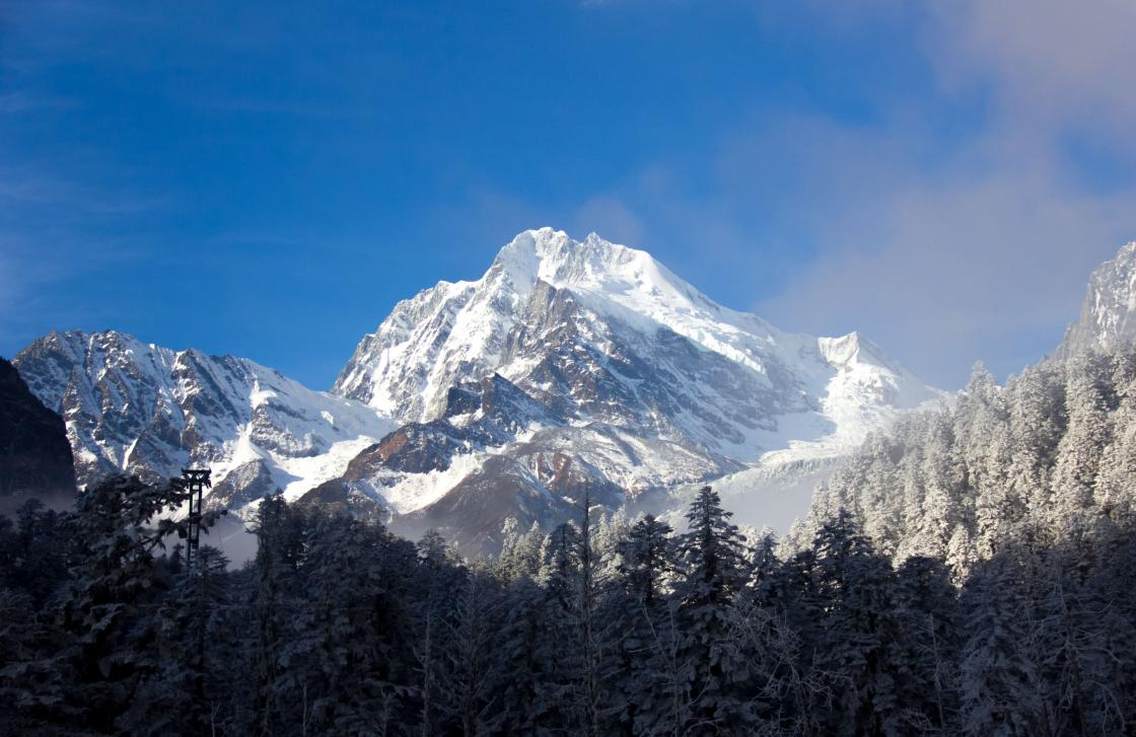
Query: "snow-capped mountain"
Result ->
[[1059, 241, 1136, 358], [14, 331, 393, 511], [11, 229, 939, 551], [328, 228, 940, 548]]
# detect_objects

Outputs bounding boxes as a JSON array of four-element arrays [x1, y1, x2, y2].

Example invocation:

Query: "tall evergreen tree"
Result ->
[[52, 476, 211, 734], [959, 555, 1042, 737], [893, 555, 961, 736], [612, 514, 676, 736], [674, 486, 753, 735], [811, 510, 902, 737]]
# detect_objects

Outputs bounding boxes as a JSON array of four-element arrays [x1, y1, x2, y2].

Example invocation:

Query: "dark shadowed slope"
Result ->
[[0, 356, 76, 509]]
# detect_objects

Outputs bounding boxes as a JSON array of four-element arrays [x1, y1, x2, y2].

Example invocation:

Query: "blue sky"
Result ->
[[2, 0, 1135, 389]]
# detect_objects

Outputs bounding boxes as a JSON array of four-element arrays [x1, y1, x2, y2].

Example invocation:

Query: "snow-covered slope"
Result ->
[[331, 228, 940, 546], [14, 331, 393, 511], [337, 229, 935, 453], [1059, 241, 1136, 358]]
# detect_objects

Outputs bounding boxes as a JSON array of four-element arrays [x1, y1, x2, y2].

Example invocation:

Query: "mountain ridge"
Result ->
[[13, 330, 393, 510], [334, 228, 937, 454]]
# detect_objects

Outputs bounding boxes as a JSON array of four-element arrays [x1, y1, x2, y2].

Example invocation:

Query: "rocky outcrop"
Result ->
[[1059, 241, 1136, 358]]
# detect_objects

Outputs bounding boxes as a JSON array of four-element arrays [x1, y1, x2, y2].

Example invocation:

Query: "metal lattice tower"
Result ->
[[177, 469, 212, 573]]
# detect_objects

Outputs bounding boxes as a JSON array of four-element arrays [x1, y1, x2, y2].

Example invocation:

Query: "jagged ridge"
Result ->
[[14, 331, 393, 510]]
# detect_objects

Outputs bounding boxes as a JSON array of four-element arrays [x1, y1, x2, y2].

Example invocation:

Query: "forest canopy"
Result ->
[[2, 458, 1135, 736]]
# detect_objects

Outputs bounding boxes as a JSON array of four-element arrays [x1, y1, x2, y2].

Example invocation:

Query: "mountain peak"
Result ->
[[334, 226, 935, 443], [488, 228, 668, 297], [492, 227, 625, 263]]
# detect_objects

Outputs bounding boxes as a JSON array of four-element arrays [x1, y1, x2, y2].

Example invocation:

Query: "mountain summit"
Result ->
[[327, 229, 939, 548], [335, 228, 934, 447], [333, 227, 759, 421]]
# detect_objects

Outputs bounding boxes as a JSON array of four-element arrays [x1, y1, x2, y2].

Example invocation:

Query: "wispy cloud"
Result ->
[[753, 122, 1134, 382], [928, 0, 1136, 133], [0, 168, 172, 215], [748, 0, 1136, 384], [554, 1, 1136, 387], [572, 196, 645, 246]]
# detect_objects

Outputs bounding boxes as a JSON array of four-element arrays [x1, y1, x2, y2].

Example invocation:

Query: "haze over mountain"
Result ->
[[12, 228, 936, 551]]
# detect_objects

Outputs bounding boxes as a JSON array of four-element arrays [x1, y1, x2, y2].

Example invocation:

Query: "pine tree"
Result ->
[[0, 584, 72, 736], [52, 475, 210, 733], [612, 514, 676, 736], [1082, 522, 1136, 732], [893, 555, 961, 736], [249, 493, 305, 737], [959, 555, 1042, 737], [1006, 364, 1066, 524], [1051, 353, 1113, 534], [492, 577, 544, 736], [618, 515, 674, 609], [810, 510, 902, 737], [442, 570, 502, 737], [959, 363, 1017, 561], [575, 496, 606, 737], [496, 519, 544, 582], [915, 413, 965, 561], [0, 500, 75, 734], [121, 545, 232, 737], [415, 528, 463, 737], [533, 522, 584, 735], [674, 486, 753, 735]]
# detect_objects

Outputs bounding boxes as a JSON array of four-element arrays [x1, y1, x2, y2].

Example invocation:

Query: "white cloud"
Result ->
[[755, 126, 1135, 384], [929, 0, 1136, 132], [744, 1, 1136, 385], [542, 2, 1136, 388], [573, 196, 645, 246]]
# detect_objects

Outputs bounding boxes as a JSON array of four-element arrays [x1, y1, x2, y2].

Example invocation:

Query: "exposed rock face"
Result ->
[[207, 460, 277, 512], [0, 357, 76, 507], [296, 479, 387, 525], [333, 231, 825, 452], [13, 331, 392, 508], [396, 454, 592, 556], [1059, 241, 1136, 358]]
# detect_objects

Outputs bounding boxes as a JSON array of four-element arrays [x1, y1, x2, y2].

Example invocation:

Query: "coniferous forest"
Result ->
[[5, 340, 1136, 737]]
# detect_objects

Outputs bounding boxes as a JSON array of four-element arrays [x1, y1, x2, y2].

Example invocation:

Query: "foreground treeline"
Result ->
[[808, 350, 1136, 574], [2, 479, 1135, 737]]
